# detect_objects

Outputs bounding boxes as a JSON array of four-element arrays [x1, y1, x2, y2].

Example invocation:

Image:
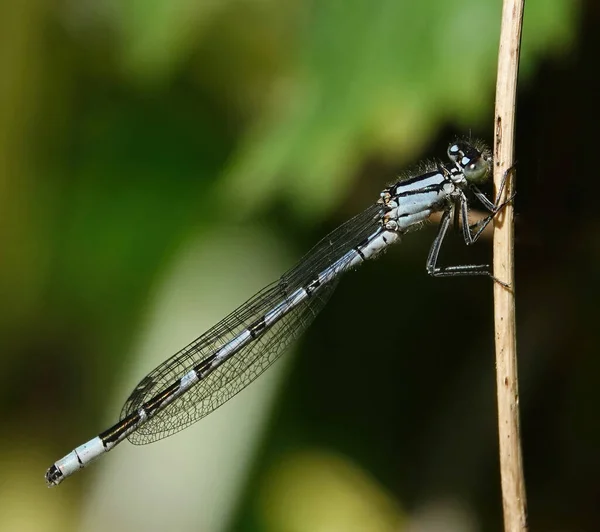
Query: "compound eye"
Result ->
[[463, 153, 491, 183], [448, 141, 491, 183]]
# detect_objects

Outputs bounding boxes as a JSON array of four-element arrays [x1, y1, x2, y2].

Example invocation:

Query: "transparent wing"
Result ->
[[121, 203, 384, 444], [127, 280, 337, 444]]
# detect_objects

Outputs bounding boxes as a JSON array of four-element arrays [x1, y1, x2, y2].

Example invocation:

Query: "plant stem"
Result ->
[[493, 1, 528, 530]]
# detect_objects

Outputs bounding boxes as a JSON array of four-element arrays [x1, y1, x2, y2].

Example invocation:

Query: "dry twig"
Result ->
[[493, 1, 528, 530]]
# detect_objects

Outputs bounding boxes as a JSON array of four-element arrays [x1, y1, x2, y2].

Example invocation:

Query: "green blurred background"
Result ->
[[1, 0, 597, 530]]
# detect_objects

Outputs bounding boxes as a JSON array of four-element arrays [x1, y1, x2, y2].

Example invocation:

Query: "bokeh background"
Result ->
[[1, 0, 597, 531]]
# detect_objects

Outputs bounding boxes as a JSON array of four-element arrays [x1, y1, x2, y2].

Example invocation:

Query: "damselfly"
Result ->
[[45, 139, 512, 486]]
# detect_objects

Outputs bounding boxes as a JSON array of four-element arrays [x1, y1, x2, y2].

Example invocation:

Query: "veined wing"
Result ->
[[121, 203, 383, 444]]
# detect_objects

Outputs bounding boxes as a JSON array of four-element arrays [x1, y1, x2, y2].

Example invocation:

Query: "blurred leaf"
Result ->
[[260, 450, 405, 532], [70, 0, 578, 220], [218, 0, 578, 219], [45, 90, 234, 373], [108, 0, 229, 83]]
